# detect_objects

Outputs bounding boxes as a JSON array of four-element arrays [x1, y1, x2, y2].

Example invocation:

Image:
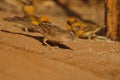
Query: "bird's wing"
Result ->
[[38, 22, 67, 36]]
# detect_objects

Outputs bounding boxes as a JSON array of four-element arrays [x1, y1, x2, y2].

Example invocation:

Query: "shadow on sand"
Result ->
[[1, 29, 73, 50]]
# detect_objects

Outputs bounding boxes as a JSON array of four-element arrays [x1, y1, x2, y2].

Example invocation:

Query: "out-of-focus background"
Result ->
[[0, 0, 105, 27]]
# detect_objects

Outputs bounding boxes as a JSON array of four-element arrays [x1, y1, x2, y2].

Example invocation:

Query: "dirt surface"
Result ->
[[0, 1, 120, 80]]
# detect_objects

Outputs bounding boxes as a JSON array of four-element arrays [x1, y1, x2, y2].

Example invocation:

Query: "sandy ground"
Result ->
[[0, 1, 120, 80]]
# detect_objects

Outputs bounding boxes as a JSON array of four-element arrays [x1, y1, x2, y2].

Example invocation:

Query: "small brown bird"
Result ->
[[4, 16, 76, 49], [66, 17, 105, 39]]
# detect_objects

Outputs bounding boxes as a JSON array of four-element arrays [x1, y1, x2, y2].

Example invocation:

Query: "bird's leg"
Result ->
[[88, 33, 95, 39], [24, 27, 28, 32], [88, 35, 92, 40], [43, 38, 52, 49]]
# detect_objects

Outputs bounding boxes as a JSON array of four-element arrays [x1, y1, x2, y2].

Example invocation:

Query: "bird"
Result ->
[[66, 17, 105, 39], [4, 16, 76, 50]]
